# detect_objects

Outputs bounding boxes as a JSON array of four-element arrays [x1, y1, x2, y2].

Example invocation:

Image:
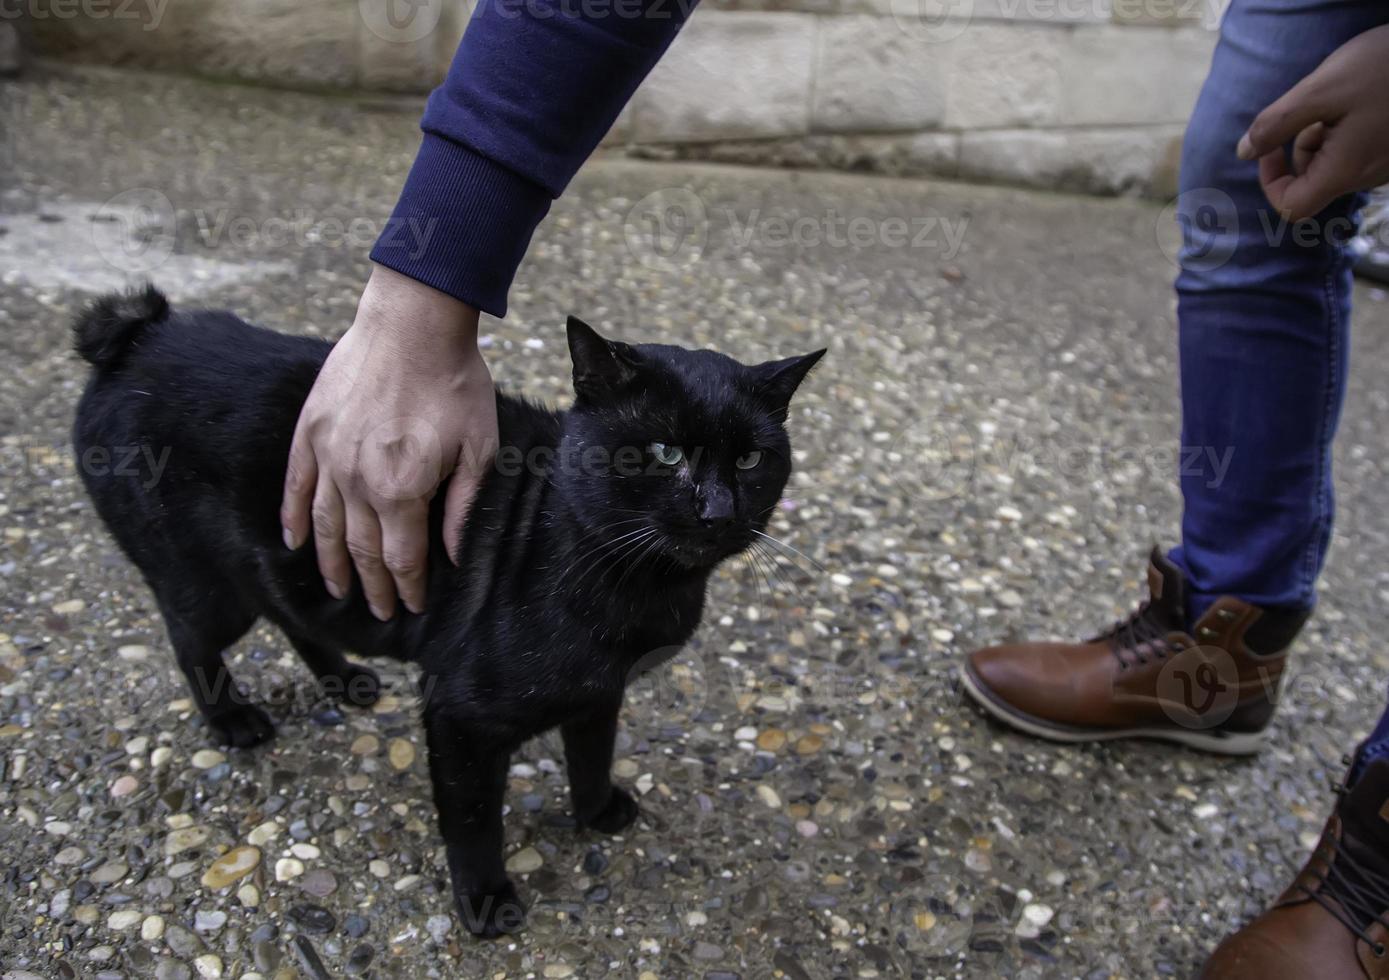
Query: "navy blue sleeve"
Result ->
[[370, 0, 697, 317]]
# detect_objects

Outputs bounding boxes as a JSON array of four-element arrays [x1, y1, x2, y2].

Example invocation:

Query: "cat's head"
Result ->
[[557, 316, 824, 572]]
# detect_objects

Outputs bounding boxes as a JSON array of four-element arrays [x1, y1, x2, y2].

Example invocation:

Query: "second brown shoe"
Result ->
[[961, 548, 1309, 755], [1198, 752, 1389, 979]]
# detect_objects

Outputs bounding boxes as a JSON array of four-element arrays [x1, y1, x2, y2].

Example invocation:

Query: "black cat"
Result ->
[[71, 286, 823, 937]]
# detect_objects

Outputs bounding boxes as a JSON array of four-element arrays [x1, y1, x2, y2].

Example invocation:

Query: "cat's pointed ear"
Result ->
[[754, 348, 826, 416], [567, 316, 641, 400]]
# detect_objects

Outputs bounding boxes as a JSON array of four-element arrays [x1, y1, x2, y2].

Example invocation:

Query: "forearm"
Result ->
[[371, 0, 697, 317]]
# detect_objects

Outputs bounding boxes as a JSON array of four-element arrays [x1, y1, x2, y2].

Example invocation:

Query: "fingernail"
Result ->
[[283, 527, 298, 550], [1236, 133, 1254, 160], [405, 600, 424, 616], [370, 603, 392, 622], [326, 579, 345, 600]]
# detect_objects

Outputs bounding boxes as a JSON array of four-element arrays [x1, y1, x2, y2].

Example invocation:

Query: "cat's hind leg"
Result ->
[[284, 631, 381, 708], [157, 592, 272, 748]]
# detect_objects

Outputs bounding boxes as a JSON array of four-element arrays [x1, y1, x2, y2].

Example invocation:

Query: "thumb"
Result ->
[[1238, 76, 1338, 161]]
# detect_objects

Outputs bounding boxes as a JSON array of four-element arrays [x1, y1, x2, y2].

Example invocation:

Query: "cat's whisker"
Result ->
[[755, 543, 808, 601], [745, 544, 792, 635], [748, 545, 778, 611], [558, 523, 653, 583], [751, 529, 825, 574], [613, 531, 666, 593], [564, 523, 650, 572], [749, 541, 789, 594], [736, 548, 772, 618], [583, 528, 659, 584]]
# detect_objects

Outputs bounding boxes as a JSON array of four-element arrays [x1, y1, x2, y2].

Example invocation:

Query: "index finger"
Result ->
[[1238, 76, 1337, 162]]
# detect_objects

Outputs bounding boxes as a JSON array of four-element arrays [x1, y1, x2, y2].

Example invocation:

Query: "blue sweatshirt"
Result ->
[[369, 0, 696, 317]]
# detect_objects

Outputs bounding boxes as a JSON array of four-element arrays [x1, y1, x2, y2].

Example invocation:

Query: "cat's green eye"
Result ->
[[736, 450, 763, 470], [651, 442, 684, 466]]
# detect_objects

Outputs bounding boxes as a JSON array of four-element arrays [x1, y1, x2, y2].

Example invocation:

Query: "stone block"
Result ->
[[1060, 24, 1213, 125], [943, 23, 1066, 129], [193, 0, 358, 88], [631, 12, 816, 142], [813, 15, 946, 132]]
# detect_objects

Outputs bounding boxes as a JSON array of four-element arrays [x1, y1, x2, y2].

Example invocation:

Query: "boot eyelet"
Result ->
[[1373, 943, 1385, 958]]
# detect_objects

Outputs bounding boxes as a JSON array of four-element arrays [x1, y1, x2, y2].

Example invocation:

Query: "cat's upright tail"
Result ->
[[72, 284, 170, 368]]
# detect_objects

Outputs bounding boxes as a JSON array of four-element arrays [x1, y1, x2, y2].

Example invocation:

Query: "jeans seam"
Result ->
[[1301, 267, 1340, 603]]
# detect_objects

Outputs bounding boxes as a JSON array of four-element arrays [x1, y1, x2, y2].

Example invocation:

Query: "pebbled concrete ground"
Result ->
[[4, 65, 1389, 980]]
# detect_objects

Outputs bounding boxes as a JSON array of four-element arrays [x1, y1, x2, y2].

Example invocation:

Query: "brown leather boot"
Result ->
[[1198, 754, 1389, 979], [961, 548, 1309, 754]]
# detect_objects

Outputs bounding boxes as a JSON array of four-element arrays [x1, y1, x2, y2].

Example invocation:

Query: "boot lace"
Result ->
[[1295, 826, 1389, 957], [1090, 602, 1173, 670]]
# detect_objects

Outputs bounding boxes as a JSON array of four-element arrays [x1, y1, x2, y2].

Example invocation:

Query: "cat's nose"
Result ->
[[695, 484, 734, 531]]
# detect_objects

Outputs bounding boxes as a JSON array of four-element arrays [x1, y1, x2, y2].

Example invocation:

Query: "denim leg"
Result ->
[[1168, 0, 1389, 622], [1354, 689, 1389, 782]]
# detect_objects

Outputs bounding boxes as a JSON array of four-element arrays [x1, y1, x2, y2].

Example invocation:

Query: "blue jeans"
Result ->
[[1167, 0, 1388, 621]]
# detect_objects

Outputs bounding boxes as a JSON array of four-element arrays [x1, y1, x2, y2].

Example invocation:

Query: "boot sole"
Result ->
[[959, 662, 1267, 756]]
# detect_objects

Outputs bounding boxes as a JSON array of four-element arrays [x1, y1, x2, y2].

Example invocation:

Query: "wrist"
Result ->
[[356, 264, 482, 354]]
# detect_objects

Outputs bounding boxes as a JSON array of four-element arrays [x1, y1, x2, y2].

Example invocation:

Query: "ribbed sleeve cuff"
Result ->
[[370, 133, 553, 318]]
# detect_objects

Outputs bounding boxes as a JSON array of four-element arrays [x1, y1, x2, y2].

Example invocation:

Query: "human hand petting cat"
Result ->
[[281, 264, 498, 620], [1237, 24, 1389, 221]]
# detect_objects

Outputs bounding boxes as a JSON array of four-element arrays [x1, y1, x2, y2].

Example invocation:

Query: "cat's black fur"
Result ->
[[71, 285, 823, 937]]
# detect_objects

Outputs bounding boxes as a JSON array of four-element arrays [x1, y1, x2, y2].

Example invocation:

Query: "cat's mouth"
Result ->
[[661, 530, 750, 569]]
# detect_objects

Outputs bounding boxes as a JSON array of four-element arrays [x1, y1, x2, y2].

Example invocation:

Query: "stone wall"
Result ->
[[15, 0, 1223, 196]]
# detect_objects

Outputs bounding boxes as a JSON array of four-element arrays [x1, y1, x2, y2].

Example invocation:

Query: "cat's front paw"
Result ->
[[207, 704, 275, 748], [455, 881, 526, 939], [582, 787, 639, 834]]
